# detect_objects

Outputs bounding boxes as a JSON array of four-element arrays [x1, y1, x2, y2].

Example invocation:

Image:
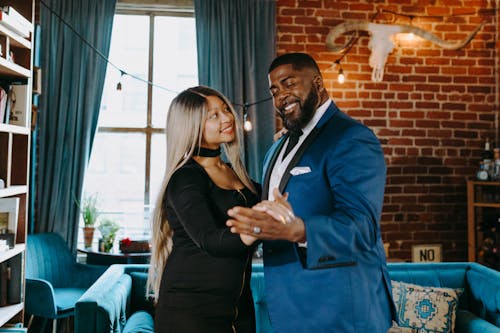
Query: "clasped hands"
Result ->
[[226, 188, 306, 245]]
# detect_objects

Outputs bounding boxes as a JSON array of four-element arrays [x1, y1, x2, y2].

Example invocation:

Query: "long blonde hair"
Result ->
[[147, 86, 256, 300]]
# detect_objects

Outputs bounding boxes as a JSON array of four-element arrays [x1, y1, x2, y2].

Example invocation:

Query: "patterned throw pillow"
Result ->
[[391, 280, 463, 333]]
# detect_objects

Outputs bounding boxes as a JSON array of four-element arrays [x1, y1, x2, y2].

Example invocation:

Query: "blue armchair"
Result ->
[[25, 233, 107, 332]]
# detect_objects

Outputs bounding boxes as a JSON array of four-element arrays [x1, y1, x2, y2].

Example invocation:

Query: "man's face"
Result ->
[[268, 64, 320, 132]]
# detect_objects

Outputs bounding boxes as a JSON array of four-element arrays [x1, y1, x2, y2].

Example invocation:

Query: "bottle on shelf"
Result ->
[[482, 138, 494, 162], [480, 138, 494, 180], [477, 162, 489, 181], [493, 148, 500, 181]]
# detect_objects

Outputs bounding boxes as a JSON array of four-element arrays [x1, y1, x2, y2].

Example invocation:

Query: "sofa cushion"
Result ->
[[122, 310, 154, 333], [129, 272, 154, 316], [392, 280, 463, 333]]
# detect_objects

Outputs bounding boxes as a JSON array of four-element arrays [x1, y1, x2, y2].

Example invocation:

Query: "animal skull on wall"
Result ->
[[325, 20, 484, 82]]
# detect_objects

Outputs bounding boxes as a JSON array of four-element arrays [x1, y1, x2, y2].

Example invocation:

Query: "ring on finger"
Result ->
[[279, 215, 287, 224], [253, 226, 262, 234], [285, 210, 295, 224]]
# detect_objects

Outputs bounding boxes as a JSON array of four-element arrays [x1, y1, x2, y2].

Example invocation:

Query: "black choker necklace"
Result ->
[[193, 147, 221, 157]]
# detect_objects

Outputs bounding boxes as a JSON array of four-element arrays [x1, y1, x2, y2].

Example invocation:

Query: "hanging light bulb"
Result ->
[[337, 67, 345, 84], [244, 112, 253, 132], [406, 16, 415, 41], [334, 59, 345, 84], [116, 70, 125, 90]]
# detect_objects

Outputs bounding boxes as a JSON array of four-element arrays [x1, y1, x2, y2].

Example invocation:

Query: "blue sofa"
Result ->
[[75, 262, 500, 333]]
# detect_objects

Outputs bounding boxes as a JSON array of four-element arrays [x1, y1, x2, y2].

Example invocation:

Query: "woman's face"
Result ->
[[201, 95, 235, 148]]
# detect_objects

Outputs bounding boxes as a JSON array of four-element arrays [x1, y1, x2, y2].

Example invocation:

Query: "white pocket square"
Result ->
[[290, 166, 311, 176]]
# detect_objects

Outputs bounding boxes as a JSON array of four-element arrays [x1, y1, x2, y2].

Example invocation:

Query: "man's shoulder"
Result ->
[[325, 107, 371, 135]]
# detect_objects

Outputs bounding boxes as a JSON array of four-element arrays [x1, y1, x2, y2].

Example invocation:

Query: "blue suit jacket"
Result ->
[[261, 102, 395, 333]]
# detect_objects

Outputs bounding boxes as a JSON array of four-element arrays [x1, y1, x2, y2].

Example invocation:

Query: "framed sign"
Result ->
[[412, 244, 442, 262]]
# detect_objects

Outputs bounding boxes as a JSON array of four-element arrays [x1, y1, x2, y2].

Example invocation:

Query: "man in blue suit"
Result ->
[[227, 53, 395, 332]]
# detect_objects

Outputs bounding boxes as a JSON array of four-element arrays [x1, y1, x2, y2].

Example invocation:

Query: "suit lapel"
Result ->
[[278, 103, 337, 193], [262, 137, 287, 200], [278, 127, 320, 192]]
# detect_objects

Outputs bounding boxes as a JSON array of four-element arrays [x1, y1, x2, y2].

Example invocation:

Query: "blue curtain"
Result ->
[[37, 0, 116, 251], [194, 0, 276, 181]]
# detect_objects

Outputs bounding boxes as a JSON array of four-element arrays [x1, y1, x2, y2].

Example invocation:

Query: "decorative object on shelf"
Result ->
[[97, 218, 120, 253], [8, 83, 29, 127], [77, 193, 100, 248], [119, 237, 150, 253], [0, 230, 15, 249], [0, 197, 19, 244]]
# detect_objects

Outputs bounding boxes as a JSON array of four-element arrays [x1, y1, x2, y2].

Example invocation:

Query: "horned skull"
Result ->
[[326, 20, 484, 82]]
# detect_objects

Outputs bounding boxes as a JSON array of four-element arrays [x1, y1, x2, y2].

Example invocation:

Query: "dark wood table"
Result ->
[[78, 248, 151, 266]]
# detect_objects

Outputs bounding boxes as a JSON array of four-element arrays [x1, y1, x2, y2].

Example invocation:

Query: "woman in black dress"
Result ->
[[148, 86, 260, 333]]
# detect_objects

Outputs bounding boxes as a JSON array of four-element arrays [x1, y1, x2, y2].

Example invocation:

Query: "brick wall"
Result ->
[[276, 0, 499, 261]]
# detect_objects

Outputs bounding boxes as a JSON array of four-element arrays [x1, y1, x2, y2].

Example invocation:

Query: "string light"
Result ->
[[244, 113, 253, 132], [335, 60, 345, 84], [406, 16, 415, 41], [242, 105, 253, 132], [116, 70, 124, 91]]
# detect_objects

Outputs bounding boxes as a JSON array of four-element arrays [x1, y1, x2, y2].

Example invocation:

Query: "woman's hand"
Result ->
[[273, 128, 287, 142], [239, 233, 258, 246]]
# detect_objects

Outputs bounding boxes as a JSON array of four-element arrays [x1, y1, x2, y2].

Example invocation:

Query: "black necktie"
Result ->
[[283, 129, 303, 158]]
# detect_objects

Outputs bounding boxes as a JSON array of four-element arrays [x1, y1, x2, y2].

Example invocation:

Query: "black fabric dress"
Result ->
[[154, 159, 260, 333]]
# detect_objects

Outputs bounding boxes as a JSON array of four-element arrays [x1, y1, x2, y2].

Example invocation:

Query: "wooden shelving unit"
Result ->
[[0, 0, 33, 328], [467, 180, 500, 269]]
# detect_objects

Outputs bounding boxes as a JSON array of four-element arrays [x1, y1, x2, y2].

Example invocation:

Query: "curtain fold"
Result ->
[[38, 0, 116, 251], [194, 0, 276, 181]]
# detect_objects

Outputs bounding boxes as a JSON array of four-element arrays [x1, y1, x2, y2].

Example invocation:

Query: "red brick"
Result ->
[[415, 120, 440, 128], [281, 8, 306, 16], [390, 120, 414, 127], [402, 129, 425, 137], [400, 111, 425, 119]]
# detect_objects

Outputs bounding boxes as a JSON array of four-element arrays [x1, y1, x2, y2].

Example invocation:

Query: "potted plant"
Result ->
[[78, 193, 100, 248], [97, 218, 120, 253]]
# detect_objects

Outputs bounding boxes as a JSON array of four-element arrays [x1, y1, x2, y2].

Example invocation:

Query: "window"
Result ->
[[81, 10, 198, 243]]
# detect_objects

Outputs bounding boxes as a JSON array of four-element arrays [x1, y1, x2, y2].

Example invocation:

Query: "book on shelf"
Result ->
[[7, 258, 21, 304], [0, 6, 31, 38], [7, 84, 28, 127], [1, 7, 31, 31], [0, 261, 8, 306], [0, 197, 19, 242]]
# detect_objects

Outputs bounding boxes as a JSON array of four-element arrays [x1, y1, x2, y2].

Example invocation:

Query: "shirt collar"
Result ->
[[301, 99, 331, 136]]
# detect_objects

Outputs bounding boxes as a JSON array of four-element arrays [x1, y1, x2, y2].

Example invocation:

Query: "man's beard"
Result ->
[[282, 87, 318, 132]]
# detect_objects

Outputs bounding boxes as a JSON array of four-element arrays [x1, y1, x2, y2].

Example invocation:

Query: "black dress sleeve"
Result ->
[[166, 166, 251, 257]]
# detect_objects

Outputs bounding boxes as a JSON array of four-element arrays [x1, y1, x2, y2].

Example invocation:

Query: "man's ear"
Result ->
[[313, 75, 325, 92]]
